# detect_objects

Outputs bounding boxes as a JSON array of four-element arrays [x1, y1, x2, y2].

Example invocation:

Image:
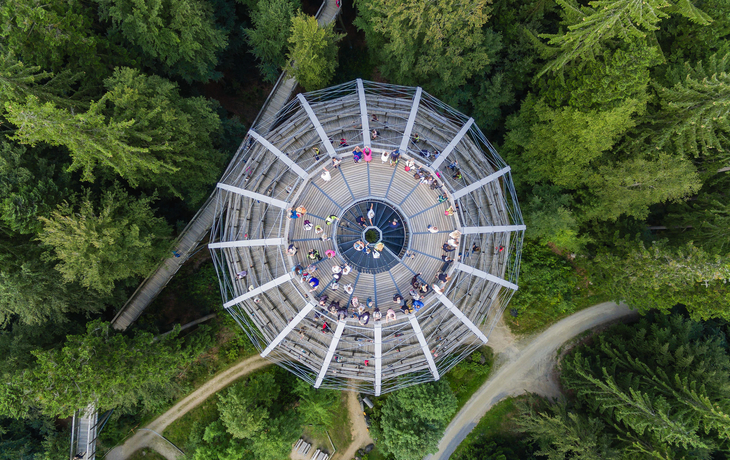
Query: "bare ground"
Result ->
[[336, 391, 374, 460]]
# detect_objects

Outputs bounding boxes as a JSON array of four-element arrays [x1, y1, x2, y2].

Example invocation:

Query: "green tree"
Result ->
[[7, 320, 188, 418], [584, 152, 702, 221], [517, 402, 619, 460], [377, 380, 457, 460], [94, 0, 229, 82], [559, 314, 730, 456], [504, 94, 643, 188], [523, 185, 588, 252], [293, 378, 339, 429], [539, 0, 711, 75], [6, 68, 224, 202], [0, 140, 71, 235], [285, 14, 343, 91], [650, 52, 730, 167], [589, 238, 730, 320], [0, 241, 105, 327], [38, 186, 172, 294], [244, 0, 300, 83], [354, 0, 492, 96], [0, 0, 105, 74], [0, 52, 86, 109], [217, 373, 279, 440]]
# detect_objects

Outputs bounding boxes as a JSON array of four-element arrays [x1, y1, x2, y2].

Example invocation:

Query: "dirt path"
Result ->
[[424, 302, 637, 460], [336, 391, 374, 460], [106, 355, 270, 460]]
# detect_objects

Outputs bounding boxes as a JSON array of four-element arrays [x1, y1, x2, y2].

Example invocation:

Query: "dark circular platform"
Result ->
[[335, 199, 408, 273]]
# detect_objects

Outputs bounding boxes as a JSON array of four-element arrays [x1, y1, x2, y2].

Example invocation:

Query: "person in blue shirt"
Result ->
[[308, 277, 319, 292], [412, 299, 424, 311]]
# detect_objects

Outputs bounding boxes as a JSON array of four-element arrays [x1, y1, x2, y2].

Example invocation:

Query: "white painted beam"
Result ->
[[297, 94, 338, 158], [409, 315, 440, 380], [315, 320, 346, 388], [451, 167, 511, 200], [261, 302, 316, 357], [223, 273, 293, 308], [216, 183, 290, 209], [437, 294, 488, 344], [454, 262, 518, 291], [357, 79, 371, 148], [249, 130, 308, 178], [399, 87, 422, 154], [461, 225, 526, 234], [430, 118, 474, 170], [209, 238, 285, 249], [374, 323, 382, 396]]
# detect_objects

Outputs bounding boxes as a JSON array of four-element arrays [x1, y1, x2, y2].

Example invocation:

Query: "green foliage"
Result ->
[[0, 140, 71, 235], [445, 348, 493, 410], [651, 52, 730, 166], [38, 186, 172, 294], [0, 0, 105, 75], [285, 14, 343, 91], [218, 372, 279, 439], [0, 241, 105, 327], [666, 174, 730, 254], [585, 151, 702, 221], [507, 242, 581, 333], [517, 401, 619, 460], [354, 0, 492, 96], [377, 380, 457, 460], [589, 238, 730, 320], [3, 320, 189, 418], [505, 94, 644, 189], [451, 397, 538, 460], [94, 0, 229, 82], [5, 68, 224, 203], [0, 52, 86, 109], [540, 0, 711, 75], [523, 185, 588, 252], [555, 314, 730, 456], [293, 379, 339, 429], [244, 0, 300, 83]]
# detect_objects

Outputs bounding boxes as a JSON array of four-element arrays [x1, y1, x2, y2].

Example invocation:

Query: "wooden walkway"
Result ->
[[110, 1, 342, 331]]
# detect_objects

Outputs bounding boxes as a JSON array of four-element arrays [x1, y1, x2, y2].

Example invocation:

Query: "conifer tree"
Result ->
[[354, 0, 492, 96], [94, 0, 229, 82], [540, 0, 711, 75], [0, 53, 86, 109], [37, 186, 172, 294], [651, 52, 730, 167]]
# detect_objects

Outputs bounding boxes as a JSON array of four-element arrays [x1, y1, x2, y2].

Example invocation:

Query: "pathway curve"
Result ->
[[425, 301, 637, 460], [106, 355, 270, 460]]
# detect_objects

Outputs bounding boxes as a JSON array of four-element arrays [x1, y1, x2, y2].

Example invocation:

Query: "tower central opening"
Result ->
[[335, 199, 408, 274]]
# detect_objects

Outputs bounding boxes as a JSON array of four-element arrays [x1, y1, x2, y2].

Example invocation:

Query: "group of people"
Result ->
[[316, 292, 377, 326]]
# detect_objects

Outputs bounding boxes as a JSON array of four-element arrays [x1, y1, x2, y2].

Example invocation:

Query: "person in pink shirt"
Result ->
[[363, 146, 373, 162], [325, 249, 336, 258]]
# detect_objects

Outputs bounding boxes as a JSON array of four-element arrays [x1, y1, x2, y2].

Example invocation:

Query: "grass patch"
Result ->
[[127, 448, 167, 460], [450, 396, 526, 460], [444, 347, 494, 411], [164, 395, 220, 451]]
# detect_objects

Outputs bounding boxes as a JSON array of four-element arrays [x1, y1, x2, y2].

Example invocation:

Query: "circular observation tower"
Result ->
[[209, 79, 524, 395]]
